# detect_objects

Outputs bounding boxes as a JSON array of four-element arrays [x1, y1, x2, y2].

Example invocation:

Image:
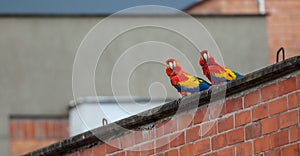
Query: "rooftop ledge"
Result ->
[[25, 56, 300, 156]]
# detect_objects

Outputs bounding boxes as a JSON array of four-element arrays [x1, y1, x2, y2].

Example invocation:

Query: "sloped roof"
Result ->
[[0, 0, 200, 15]]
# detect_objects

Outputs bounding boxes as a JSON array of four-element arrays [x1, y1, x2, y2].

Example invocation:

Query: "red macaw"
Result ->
[[199, 50, 243, 85], [166, 58, 211, 96]]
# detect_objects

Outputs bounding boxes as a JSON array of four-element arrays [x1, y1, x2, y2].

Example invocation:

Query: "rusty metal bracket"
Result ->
[[102, 118, 108, 126], [276, 47, 285, 63]]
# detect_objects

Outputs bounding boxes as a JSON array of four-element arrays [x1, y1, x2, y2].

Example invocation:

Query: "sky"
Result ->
[[0, 0, 199, 15]]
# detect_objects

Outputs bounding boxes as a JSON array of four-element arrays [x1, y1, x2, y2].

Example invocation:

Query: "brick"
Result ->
[[180, 144, 194, 156], [15, 119, 25, 136], [186, 126, 200, 143], [278, 77, 297, 95], [290, 126, 300, 143], [106, 140, 120, 154], [140, 141, 154, 155], [156, 136, 170, 153], [133, 131, 143, 144], [270, 130, 289, 148], [212, 133, 227, 150], [112, 152, 125, 156], [194, 138, 211, 155], [297, 74, 300, 89], [93, 144, 105, 156], [244, 90, 260, 108], [236, 142, 253, 156], [155, 122, 165, 137], [22, 120, 35, 139], [268, 97, 287, 116], [235, 110, 251, 127], [61, 120, 69, 138], [43, 120, 50, 138], [163, 119, 177, 134], [288, 92, 300, 109], [246, 122, 262, 140], [265, 148, 280, 156], [141, 129, 154, 142], [28, 121, 35, 139], [38, 119, 66, 139], [254, 136, 271, 154], [170, 132, 184, 147], [177, 113, 193, 130], [209, 102, 226, 119], [201, 121, 217, 138], [252, 104, 268, 121], [126, 150, 140, 156], [53, 121, 61, 138], [226, 97, 243, 113], [80, 148, 93, 156], [261, 116, 279, 135], [279, 110, 298, 129], [212, 147, 234, 156], [226, 128, 244, 145], [261, 83, 279, 101], [120, 133, 135, 149], [9, 120, 16, 139], [11, 139, 60, 155], [127, 146, 141, 153], [49, 120, 57, 138], [165, 149, 178, 156], [194, 107, 209, 124], [41, 121, 51, 138], [281, 143, 300, 156], [218, 115, 234, 133]]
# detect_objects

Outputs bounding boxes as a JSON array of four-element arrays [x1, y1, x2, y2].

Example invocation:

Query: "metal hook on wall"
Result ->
[[276, 47, 285, 63], [102, 118, 108, 126]]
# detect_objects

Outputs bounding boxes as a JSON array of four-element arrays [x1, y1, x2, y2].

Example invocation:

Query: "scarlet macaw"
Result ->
[[199, 50, 243, 85], [166, 58, 211, 96]]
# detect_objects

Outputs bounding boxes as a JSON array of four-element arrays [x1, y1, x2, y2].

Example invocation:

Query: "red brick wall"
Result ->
[[265, 0, 300, 64], [10, 118, 69, 156], [185, 0, 300, 64], [67, 72, 300, 156], [186, 0, 259, 15]]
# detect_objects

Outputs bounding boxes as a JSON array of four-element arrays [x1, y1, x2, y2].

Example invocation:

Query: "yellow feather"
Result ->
[[225, 68, 237, 80], [178, 74, 200, 88], [213, 72, 227, 79]]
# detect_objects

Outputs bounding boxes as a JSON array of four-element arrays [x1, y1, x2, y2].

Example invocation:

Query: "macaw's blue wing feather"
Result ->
[[210, 73, 227, 83], [174, 84, 209, 92], [174, 76, 211, 92], [174, 85, 201, 92], [199, 82, 211, 90], [195, 77, 211, 90], [233, 71, 243, 78]]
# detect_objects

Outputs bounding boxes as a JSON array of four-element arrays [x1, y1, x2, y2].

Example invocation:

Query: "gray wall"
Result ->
[[0, 16, 268, 155]]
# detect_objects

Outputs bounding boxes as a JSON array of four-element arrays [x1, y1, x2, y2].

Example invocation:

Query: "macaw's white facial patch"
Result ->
[[168, 61, 176, 70], [202, 53, 208, 61]]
